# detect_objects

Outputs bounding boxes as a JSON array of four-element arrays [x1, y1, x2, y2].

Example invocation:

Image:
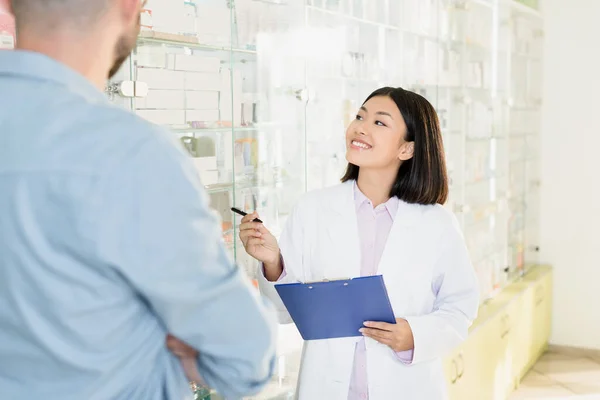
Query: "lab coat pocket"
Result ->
[[388, 266, 435, 316]]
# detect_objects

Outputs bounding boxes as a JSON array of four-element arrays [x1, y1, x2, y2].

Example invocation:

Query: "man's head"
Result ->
[[9, 0, 143, 80]]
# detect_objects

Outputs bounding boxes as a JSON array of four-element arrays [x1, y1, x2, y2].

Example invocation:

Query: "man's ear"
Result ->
[[398, 141, 414, 161], [118, 0, 141, 25]]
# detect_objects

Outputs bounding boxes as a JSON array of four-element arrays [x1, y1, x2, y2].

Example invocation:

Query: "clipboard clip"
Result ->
[[303, 277, 350, 284], [304, 278, 351, 289]]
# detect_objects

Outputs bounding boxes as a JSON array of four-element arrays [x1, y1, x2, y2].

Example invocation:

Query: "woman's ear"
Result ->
[[398, 141, 415, 161]]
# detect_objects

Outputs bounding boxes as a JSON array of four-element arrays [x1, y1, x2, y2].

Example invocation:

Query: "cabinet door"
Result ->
[[531, 273, 552, 355], [445, 326, 498, 400], [443, 347, 459, 398], [495, 299, 526, 398], [509, 288, 536, 379]]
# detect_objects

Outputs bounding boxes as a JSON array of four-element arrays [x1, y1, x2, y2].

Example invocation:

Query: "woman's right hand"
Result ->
[[239, 212, 280, 266]]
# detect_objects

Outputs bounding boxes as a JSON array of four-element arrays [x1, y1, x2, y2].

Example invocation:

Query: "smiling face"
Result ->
[[345, 95, 415, 171]]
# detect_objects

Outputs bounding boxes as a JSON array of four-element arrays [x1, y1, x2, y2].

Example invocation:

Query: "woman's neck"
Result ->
[[356, 169, 396, 207]]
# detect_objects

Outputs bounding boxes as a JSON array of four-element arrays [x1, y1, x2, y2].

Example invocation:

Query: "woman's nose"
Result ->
[[354, 121, 367, 136]]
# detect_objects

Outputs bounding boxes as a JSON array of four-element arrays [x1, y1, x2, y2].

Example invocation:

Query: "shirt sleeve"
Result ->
[[261, 255, 287, 282], [395, 350, 414, 364], [93, 130, 277, 399]]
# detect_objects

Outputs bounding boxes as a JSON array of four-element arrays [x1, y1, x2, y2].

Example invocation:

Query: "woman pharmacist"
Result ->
[[239, 87, 480, 400]]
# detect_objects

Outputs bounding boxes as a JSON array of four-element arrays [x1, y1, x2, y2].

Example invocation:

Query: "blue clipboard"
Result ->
[[274, 275, 396, 341]]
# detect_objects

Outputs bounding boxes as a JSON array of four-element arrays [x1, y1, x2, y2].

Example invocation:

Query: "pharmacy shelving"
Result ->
[[104, 0, 544, 397], [107, 0, 544, 305]]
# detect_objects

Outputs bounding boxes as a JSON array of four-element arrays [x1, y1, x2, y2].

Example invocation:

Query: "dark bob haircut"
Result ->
[[341, 87, 448, 205]]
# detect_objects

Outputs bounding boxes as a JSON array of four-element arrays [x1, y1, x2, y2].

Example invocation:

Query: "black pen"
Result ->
[[231, 207, 263, 223]]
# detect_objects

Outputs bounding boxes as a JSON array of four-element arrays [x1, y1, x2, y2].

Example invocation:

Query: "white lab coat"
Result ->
[[258, 181, 479, 400]]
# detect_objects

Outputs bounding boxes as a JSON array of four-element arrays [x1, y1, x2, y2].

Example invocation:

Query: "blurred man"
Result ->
[[0, 1, 277, 399]]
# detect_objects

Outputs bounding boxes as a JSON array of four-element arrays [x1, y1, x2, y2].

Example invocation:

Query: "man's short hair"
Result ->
[[10, 0, 110, 28]]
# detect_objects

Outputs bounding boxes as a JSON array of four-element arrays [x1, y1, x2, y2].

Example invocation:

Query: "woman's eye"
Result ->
[[375, 120, 386, 127], [355, 115, 363, 121]]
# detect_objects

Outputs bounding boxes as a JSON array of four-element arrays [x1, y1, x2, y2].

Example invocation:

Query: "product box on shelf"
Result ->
[[193, 158, 219, 186], [144, 0, 186, 35], [136, 51, 168, 69], [182, 1, 198, 36], [137, 68, 186, 90], [193, 156, 217, 171], [219, 69, 243, 125], [184, 72, 222, 92], [140, 8, 153, 31], [174, 54, 220, 73], [136, 44, 187, 69], [185, 91, 219, 110], [136, 90, 185, 110], [137, 110, 185, 126], [186, 110, 220, 124], [234, 138, 258, 175], [208, 191, 234, 244], [195, 3, 230, 45]]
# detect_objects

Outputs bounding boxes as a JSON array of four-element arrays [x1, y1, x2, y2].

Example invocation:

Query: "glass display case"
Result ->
[[105, 0, 544, 397], [506, 0, 544, 275]]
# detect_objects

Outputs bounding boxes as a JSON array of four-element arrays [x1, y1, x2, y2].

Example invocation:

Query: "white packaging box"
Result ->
[[137, 44, 185, 69], [196, 4, 230, 44], [137, 90, 185, 110], [192, 156, 219, 186], [219, 69, 243, 123], [175, 55, 220, 73], [241, 101, 254, 125], [184, 72, 222, 92], [186, 110, 220, 123], [137, 110, 185, 126], [181, 1, 197, 36], [145, 0, 185, 34], [137, 68, 185, 90], [185, 91, 219, 110], [136, 47, 167, 68], [198, 170, 219, 186], [192, 156, 218, 172]]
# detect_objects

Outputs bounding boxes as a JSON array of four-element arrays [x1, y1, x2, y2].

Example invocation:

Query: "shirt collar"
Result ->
[[0, 50, 108, 104], [353, 181, 399, 220]]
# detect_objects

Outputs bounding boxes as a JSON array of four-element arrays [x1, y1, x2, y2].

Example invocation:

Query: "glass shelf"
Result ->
[[138, 31, 258, 54]]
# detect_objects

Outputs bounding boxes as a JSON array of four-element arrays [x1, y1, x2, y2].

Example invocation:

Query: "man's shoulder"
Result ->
[[83, 102, 170, 142], [36, 98, 188, 177], [73, 101, 185, 160]]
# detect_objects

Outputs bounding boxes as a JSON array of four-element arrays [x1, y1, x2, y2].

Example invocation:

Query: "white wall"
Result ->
[[540, 0, 600, 350]]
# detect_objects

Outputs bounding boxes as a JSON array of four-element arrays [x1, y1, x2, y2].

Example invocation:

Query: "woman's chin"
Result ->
[[345, 151, 362, 166], [346, 153, 368, 167]]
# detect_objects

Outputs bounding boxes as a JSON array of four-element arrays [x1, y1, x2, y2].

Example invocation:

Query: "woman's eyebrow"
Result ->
[[360, 106, 393, 119], [376, 111, 393, 118]]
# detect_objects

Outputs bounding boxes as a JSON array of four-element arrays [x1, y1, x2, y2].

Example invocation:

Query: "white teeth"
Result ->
[[352, 140, 371, 149]]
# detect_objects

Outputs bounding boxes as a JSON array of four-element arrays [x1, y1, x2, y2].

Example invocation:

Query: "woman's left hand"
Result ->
[[360, 318, 415, 353]]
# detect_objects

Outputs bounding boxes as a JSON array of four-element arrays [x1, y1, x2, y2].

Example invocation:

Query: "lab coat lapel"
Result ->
[[377, 200, 420, 278], [323, 181, 361, 280]]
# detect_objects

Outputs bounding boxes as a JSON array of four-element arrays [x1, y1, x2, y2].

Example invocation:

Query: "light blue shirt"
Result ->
[[0, 50, 276, 400]]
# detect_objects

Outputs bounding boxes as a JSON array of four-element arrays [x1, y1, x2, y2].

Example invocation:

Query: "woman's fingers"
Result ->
[[360, 327, 393, 342], [240, 212, 256, 223], [240, 211, 261, 223], [239, 229, 261, 240], [256, 224, 271, 235], [239, 221, 263, 232], [246, 237, 266, 247]]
